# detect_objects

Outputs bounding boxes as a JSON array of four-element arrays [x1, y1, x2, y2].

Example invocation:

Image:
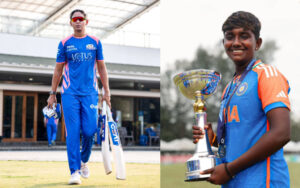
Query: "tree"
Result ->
[[161, 40, 279, 141], [290, 117, 300, 142]]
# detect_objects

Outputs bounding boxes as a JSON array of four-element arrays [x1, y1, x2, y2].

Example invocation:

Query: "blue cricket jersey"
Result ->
[[56, 35, 104, 95], [218, 59, 290, 188]]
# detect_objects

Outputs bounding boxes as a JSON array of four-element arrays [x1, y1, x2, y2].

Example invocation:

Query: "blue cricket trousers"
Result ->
[[62, 94, 98, 174], [47, 122, 57, 145]]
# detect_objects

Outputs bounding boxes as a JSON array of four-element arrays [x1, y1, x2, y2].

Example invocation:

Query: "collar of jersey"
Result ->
[[72, 34, 87, 39], [252, 59, 262, 69]]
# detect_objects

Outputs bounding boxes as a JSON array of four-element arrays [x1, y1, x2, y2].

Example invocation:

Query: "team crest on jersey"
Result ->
[[86, 44, 96, 50], [236, 82, 248, 96]]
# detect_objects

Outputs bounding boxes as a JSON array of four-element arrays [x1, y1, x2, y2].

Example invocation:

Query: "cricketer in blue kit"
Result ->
[[47, 9, 111, 185], [43, 103, 61, 146]]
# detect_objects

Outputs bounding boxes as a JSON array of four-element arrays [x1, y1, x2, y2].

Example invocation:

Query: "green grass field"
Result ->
[[161, 162, 300, 188], [0, 161, 160, 188]]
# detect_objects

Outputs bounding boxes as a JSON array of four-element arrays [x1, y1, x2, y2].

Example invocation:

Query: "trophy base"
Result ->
[[185, 154, 215, 182], [185, 170, 210, 181]]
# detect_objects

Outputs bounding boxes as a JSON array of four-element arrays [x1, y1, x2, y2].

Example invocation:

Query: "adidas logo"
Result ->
[[276, 90, 287, 98]]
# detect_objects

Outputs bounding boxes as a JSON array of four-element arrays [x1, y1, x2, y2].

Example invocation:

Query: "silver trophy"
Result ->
[[173, 69, 221, 181]]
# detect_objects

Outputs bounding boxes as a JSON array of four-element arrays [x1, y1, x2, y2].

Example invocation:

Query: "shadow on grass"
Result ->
[[27, 183, 68, 188]]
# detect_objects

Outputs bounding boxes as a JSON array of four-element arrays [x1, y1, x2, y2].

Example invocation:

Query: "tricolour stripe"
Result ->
[[266, 121, 271, 188], [266, 156, 270, 188]]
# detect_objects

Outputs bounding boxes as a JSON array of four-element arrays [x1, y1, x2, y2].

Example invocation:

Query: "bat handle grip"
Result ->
[[106, 105, 113, 122]]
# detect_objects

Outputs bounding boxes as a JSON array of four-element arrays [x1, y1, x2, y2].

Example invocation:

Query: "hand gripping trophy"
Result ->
[[173, 69, 221, 181]]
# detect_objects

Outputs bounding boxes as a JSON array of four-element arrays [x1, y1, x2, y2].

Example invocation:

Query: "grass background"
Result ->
[[1, 161, 299, 187], [161, 162, 300, 188], [0, 161, 160, 188]]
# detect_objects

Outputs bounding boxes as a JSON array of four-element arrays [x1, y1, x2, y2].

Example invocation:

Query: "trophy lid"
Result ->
[[173, 69, 221, 100]]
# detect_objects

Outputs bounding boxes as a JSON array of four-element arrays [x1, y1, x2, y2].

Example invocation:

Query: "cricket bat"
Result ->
[[101, 99, 112, 175], [106, 104, 126, 180]]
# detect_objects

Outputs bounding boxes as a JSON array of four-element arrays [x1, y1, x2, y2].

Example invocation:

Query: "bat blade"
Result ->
[[101, 101, 112, 175], [108, 121, 126, 180], [106, 105, 126, 180]]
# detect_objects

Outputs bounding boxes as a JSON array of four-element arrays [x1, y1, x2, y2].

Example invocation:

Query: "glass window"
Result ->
[[26, 96, 34, 138], [137, 98, 160, 124], [111, 97, 134, 122], [14, 96, 23, 138], [3, 95, 12, 138]]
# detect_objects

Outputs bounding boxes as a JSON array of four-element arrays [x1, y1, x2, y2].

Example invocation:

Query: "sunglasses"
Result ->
[[71, 17, 86, 22]]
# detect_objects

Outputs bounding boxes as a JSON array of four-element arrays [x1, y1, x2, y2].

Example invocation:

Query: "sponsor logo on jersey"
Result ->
[[71, 52, 93, 62], [90, 104, 99, 109], [66, 45, 77, 52], [108, 121, 120, 146], [86, 44, 96, 50], [236, 82, 248, 96], [276, 90, 287, 98]]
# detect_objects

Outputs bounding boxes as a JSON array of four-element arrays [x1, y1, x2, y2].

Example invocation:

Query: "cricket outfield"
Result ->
[[161, 162, 300, 188], [0, 150, 160, 187], [0, 161, 159, 187]]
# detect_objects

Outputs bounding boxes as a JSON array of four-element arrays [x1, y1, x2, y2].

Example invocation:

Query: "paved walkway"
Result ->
[[0, 150, 160, 164]]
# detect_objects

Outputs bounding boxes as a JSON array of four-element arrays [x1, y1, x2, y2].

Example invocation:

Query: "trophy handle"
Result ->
[[195, 112, 211, 155]]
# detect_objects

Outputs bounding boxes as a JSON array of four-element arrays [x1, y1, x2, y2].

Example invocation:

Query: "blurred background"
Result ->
[[161, 0, 300, 187]]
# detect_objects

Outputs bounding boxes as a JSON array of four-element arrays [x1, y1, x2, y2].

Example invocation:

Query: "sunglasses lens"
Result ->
[[72, 17, 85, 22]]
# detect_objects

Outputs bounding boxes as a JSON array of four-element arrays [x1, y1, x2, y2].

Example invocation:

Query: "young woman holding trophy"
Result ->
[[192, 11, 291, 187]]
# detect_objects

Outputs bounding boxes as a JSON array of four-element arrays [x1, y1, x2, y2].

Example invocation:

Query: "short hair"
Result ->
[[222, 11, 261, 40], [70, 9, 87, 19]]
